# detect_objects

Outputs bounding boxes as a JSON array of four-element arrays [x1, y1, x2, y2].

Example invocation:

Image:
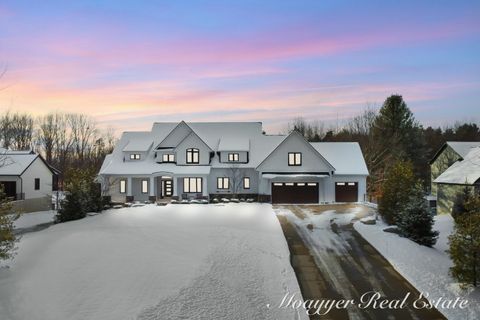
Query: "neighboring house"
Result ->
[[429, 141, 480, 196], [99, 121, 368, 204], [433, 146, 480, 215], [0, 149, 57, 212]]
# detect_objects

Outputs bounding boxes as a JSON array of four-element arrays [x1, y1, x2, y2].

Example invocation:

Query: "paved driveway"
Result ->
[[275, 204, 445, 320]]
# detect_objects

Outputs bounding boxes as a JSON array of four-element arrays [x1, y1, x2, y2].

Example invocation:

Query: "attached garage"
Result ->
[[335, 182, 358, 202], [271, 182, 319, 204]]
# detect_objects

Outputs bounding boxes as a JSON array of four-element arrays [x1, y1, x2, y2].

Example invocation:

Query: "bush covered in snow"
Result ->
[[57, 168, 103, 223], [397, 187, 438, 247]]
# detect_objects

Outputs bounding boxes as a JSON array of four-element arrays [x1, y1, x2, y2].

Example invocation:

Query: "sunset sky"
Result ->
[[1, 0, 479, 134]]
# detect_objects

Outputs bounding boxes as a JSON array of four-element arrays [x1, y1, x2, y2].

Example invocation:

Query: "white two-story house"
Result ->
[[98, 121, 369, 204]]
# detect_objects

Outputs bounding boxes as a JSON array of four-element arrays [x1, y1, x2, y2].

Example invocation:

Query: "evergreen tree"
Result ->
[[0, 186, 19, 260], [372, 95, 428, 183], [378, 160, 417, 225], [56, 167, 103, 223], [397, 185, 438, 247], [451, 186, 472, 222], [448, 194, 480, 287], [57, 185, 87, 222]]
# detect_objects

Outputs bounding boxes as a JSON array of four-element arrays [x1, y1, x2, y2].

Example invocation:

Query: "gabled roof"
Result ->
[[256, 131, 335, 171], [176, 130, 213, 151], [311, 142, 369, 175], [155, 121, 192, 149], [430, 141, 480, 164], [0, 150, 56, 176], [434, 147, 480, 185]]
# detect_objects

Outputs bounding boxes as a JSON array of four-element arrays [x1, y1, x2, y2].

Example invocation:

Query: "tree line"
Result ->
[[0, 111, 116, 185]]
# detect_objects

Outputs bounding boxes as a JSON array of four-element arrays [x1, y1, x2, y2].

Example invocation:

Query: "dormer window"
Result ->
[[228, 153, 239, 162], [162, 154, 175, 163], [186, 148, 199, 164], [288, 152, 302, 166], [130, 154, 141, 160]]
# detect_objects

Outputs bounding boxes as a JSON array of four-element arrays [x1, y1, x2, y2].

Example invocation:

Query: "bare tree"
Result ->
[[68, 113, 97, 161], [227, 164, 243, 196]]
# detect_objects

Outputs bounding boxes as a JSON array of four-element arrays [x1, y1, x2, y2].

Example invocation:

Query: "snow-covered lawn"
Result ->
[[354, 214, 480, 320], [13, 210, 56, 229], [0, 204, 306, 320]]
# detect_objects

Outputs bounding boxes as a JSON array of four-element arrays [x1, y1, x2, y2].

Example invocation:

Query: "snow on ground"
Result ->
[[354, 214, 480, 320], [0, 204, 307, 320], [13, 210, 56, 229]]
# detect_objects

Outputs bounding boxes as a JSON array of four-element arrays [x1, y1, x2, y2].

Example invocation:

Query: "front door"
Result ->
[[162, 179, 173, 197]]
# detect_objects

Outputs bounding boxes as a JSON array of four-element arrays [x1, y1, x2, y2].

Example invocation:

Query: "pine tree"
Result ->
[[378, 160, 417, 225], [451, 186, 471, 222], [397, 185, 438, 247], [372, 94, 428, 183], [0, 186, 19, 261], [56, 167, 103, 223], [448, 194, 480, 287]]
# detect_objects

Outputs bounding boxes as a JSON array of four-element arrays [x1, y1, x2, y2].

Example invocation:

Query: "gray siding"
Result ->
[[175, 133, 211, 165], [208, 168, 258, 194], [257, 133, 332, 173]]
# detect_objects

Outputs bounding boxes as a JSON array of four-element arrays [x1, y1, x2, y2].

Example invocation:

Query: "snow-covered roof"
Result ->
[[218, 137, 250, 151], [99, 122, 369, 176], [434, 147, 480, 185], [122, 136, 154, 152], [430, 141, 480, 164], [0, 150, 40, 175], [311, 142, 369, 175], [447, 142, 480, 158]]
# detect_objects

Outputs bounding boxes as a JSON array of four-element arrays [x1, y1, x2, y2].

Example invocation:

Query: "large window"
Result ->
[[243, 177, 250, 189], [34, 178, 40, 190], [288, 152, 302, 166], [141, 180, 148, 194], [162, 154, 175, 163], [120, 180, 127, 194], [228, 153, 239, 162], [183, 177, 202, 193], [217, 177, 229, 190], [186, 148, 199, 164], [130, 154, 141, 160]]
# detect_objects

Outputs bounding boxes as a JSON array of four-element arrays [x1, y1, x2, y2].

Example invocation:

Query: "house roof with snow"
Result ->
[[99, 121, 369, 176], [311, 142, 369, 175], [0, 149, 56, 176], [434, 147, 480, 185], [430, 141, 480, 164]]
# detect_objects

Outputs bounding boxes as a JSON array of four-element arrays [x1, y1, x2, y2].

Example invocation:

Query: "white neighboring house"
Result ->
[[0, 149, 57, 212], [98, 121, 369, 204]]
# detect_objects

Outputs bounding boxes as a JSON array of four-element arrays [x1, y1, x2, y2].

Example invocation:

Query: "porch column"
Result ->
[[202, 176, 208, 197], [127, 177, 132, 197], [173, 177, 178, 196], [149, 176, 155, 197]]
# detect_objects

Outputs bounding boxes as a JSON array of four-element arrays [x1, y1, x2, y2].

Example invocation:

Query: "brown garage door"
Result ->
[[271, 182, 319, 204], [335, 182, 358, 202]]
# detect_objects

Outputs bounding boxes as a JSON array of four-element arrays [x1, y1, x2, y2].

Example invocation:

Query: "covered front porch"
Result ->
[[101, 168, 211, 203]]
